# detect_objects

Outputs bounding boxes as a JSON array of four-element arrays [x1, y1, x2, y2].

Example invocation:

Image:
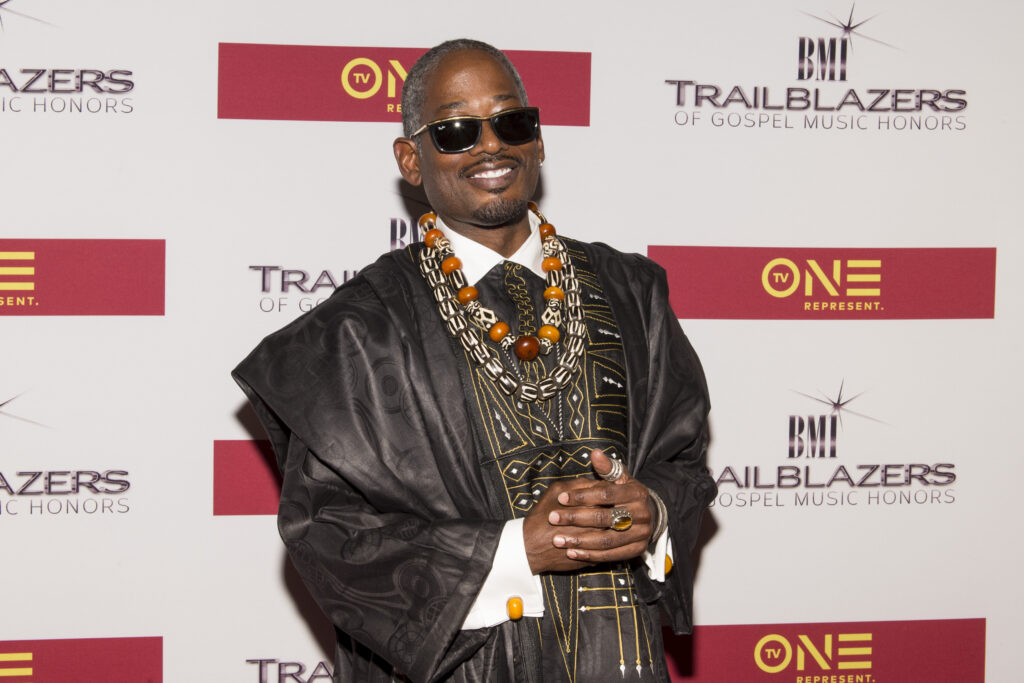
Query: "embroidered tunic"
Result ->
[[233, 238, 714, 683]]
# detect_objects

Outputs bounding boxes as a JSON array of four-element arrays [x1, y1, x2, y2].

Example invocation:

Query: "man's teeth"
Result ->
[[471, 167, 511, 179]]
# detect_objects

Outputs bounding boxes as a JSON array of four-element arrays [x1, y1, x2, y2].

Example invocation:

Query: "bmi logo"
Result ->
[[390, 217, 423, 251], [789, 381, 875, 459], [797, 5, 896, 81]]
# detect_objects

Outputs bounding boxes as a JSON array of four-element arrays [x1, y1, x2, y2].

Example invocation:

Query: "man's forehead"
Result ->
[[423, 49, 521, 113]]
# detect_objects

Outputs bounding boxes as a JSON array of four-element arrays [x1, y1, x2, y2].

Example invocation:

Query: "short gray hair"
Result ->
[[401, 39, 528, 139]]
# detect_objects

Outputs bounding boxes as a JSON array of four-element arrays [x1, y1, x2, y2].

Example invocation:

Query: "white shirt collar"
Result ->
[[435, 212, 545, 285]]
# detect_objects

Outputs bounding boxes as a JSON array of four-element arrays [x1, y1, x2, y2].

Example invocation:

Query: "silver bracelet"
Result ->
[[648, 489, 669, 543]]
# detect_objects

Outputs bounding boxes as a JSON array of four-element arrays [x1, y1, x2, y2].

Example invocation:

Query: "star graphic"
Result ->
[[802, 3, 898, 51], [793, 380, 885, 428], [0, 392, 48, 428], [0, 1, 56, 30]]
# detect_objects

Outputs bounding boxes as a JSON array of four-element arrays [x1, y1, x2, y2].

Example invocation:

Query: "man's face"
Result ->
[[396, 49, 544, 231]]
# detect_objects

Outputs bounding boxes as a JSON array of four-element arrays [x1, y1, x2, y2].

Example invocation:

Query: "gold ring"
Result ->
[[609, 507, 632, 531]]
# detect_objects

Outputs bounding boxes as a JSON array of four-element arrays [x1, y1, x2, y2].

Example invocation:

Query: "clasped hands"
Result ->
[[524, 449, 656, 574]]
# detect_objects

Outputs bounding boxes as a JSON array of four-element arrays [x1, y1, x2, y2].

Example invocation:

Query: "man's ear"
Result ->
[[393, 138, 423, 186], [537, 131, 545, 166]]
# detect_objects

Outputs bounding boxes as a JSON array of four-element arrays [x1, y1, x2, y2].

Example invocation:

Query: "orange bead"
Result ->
[[418, 212, 437, 229], [441, 256, 462, 275], [665, 555, 673, 576], [527, 201, 538, 214], [489, 321, 510, 343], [457, 286, 478, 305], [507, 596, 524, 621], [538, 325, 560, 343], [538, 222, 556, 239], [423, 228, 444, 248], [541, 257, 562, 273], [543, 286, 564, 301], [514, 335, 540, 361]]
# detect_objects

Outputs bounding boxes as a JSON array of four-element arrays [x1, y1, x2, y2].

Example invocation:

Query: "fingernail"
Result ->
[[558, 492, 569, 504], [548, 511, 560, 524], [553, 536, 565, 547], [567, 550, 579, 559]]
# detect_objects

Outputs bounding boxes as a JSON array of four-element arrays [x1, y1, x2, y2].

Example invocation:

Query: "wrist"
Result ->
[[647, 489, 668, 546]]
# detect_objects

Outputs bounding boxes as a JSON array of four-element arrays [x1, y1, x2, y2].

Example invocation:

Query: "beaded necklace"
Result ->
[[417, 204, 586, 403]]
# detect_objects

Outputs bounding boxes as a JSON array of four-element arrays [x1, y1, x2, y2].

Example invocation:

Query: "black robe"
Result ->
[[233, 238, 715, 683]]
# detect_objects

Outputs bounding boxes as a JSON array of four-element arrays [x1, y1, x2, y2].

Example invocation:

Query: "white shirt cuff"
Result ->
[[642, 526, 673, 583], [461, 518, 545, 629]]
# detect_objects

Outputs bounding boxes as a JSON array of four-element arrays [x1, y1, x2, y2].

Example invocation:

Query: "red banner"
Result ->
[[218, 43, 591, 126], [0, 239, 164, 316], [648, 246, 996, 319], [665, 618, 985, 682], [0, 637, 162, 682], [213, 440, 281, 516]]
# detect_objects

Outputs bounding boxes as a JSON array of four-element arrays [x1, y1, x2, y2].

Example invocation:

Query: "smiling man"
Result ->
[[234, 39, 714, 683]]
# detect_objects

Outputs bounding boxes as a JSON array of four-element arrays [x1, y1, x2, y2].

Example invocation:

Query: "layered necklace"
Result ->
[[417, 204, 585, 403]]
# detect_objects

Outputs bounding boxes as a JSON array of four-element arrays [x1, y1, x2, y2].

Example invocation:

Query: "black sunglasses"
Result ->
[[411, 107, 540, 154]]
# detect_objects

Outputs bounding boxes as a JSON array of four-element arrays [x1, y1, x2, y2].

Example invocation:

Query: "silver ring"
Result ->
[[600, 458, 624, 482], [609, 507, 632, 532]]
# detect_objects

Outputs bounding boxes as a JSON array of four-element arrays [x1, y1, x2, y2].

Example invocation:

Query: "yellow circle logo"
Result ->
[[340, 58, 383, 99], [762, 258, 800, 298], [754, 634, 793, 674]]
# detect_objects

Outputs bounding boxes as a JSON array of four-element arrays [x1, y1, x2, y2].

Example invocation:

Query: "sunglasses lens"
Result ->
[[430, 119, 482, 153], [492, 109, 539, 145], [426, 108, 540, 153]]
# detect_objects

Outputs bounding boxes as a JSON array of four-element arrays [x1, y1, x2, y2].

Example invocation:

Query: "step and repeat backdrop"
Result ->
[[1, 0, 1018, 681]]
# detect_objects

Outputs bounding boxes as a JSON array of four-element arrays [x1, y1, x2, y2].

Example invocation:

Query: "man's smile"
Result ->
[[469, 167, 511, 179], [461, 157, 520, 191]]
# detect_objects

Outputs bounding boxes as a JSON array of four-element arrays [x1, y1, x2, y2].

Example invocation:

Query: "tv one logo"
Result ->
[[755, 632, 872, 675], [0, 636, 162, 682], [0, 651, 32, 678], [0, 250, 35, 304], [762, 258, 881, 306], [340, 57, 407, 108]]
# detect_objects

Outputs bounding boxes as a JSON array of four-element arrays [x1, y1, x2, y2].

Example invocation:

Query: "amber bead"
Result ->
[[543, 286, 564, 301], [541, 257, 562, 273], [665, 555, 673, 576], [457, 286, 478, 305], [507, 596, 524, 621], [527, 201, 538, 214], [423, 228, 444, 249], [538, 325, 560, 343], [489, 321, 510, 343], [418, 212, 437, 229], [514, 335, 540, 361], [538, 222, 556, 239], [441, 256, 462, 275]]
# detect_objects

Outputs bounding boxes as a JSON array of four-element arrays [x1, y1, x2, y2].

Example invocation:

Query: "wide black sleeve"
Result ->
[[274, 433, 503, 681], [232, 277, 506, 682], [629, 260, 716, 634]]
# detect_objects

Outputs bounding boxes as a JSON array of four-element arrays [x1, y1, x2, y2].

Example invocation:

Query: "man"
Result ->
[[234, 39, 714, 682]]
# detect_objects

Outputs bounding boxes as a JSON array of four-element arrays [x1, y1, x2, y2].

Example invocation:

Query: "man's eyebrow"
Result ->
[[434, 93, 519, 115]]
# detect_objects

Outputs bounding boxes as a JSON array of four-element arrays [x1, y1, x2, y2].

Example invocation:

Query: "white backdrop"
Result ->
[[1, 0, 1019, 681]]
